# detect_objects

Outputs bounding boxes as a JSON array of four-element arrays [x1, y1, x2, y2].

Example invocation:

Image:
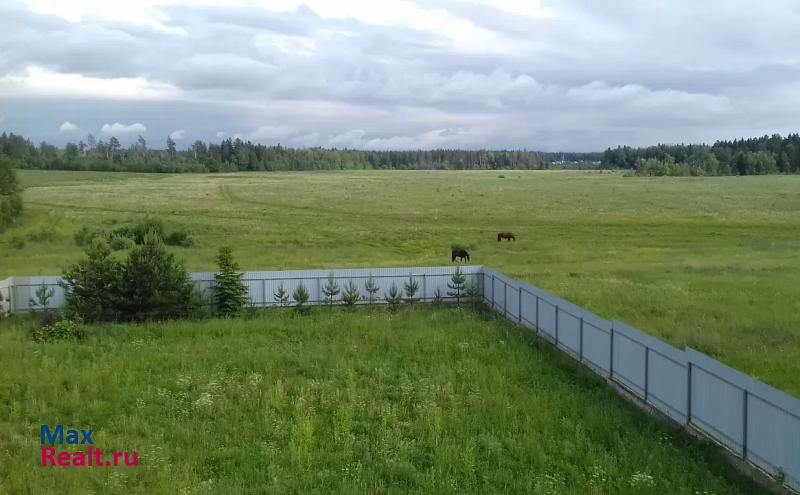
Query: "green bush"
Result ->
[[0, 156, 23, 231], [10, 236, 25, 249], [132, 217, 165, 244], [364, 275, 380, 305], [117, 231, 196, 321], [164, 229, 193, 247], [109, 233, 134, 251], [26, 224, 59, 243], [74, 225, 103, 246], [213, 246, 248, 317], [31, 318, 86, 343], [61, 239, 123, 322]]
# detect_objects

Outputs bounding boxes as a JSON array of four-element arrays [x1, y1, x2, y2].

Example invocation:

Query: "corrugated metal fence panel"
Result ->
[[519, 285, 538, 331], [537, 298, 557, 343], [689, 366, 745, 455], [611, 321, 647, 398], [687, 349, 800, 490], [5, 266, 484, 312], [613, 320, 689, 423], [555, 306, 581, 357], [6, 276, 65, 313], [748, 394, 800, 491], [581, 319, 612, 374]]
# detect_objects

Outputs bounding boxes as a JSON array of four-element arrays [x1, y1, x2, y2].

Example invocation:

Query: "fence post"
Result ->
[[262, 279, 267, 307], [535, 295, 540, 334], [422, 274, 427, 302], [316, 277, 321, 305], [644, 347, 649, 401], [517, 287, 522, 324], [555, 305, 559, 347], [686, 362, 692, 425], [491, 275, 495, 308], [609, 323, 615, 378], [503, 280, 507, 316], [579, 317, 584, 362], [742, 389, 749, 459]]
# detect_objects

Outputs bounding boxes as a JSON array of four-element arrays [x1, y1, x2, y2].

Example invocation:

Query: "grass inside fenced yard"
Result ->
[[2, 169, 799, 395], [0, 306, 766, 494]]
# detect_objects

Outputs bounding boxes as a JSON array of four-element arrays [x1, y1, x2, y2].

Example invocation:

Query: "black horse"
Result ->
[[451, 249, 470, 263]]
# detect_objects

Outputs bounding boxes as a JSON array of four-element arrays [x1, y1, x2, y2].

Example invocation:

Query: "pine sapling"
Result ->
[[447, 266, 466, 304], [403, 274, 419, 304], [322, 272, 341, 305], [29, 282, 55, 312], [273, 283, 290, 307], [293, 283, 310, 315], [213, 246, 248, 317], [432, 288, 443, 305], [364, 274, 380, 305], [342, 279, 360, 308], [384, 283, 402, 311]]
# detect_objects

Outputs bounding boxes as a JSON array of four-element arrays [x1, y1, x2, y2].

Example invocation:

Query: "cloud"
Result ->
[[101, 122, 147, 136], [2, 0, 800, 150], [58, 121, 78, 133], [169, 129, 186, 140]]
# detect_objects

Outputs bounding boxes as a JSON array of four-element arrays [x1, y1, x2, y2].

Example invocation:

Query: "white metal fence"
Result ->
[[0, 266, 483, 314], [481, 267, 799, 492], [1, 265, 798, 491]]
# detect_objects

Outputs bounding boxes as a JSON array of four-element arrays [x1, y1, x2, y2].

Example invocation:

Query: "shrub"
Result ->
[[165, 229, 193, 247], [31, 318, 86, 343], [132, 217, 165, 244], [26, 224, 58, 243], [108, 224, 136, 241], [292, 283, 310, 315], [61, 238, 123, 322], [432, 288, 443, 305], [109, 233, 134, 251], [11, 236, 25, 249], [0, 156, 23, 231], [403, 274, 419, 304], [466, 279, 483, 307], [116, 230, 195, 321], [364, 275, 379, 305], [213, 246, 249, 317], [341, 280, 360, 308], [384, 283, 402, 311], [322, 273, 340, 305], [447, 267, 466, 304], [74, 225, 102, 246], [273, 283, 290, 307]]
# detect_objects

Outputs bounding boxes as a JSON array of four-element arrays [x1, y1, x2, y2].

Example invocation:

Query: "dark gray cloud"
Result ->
[[1, 0, 799, 151]]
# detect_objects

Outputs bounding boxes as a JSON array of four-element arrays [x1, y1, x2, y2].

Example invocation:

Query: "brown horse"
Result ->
[[497, 232, 516, 242]]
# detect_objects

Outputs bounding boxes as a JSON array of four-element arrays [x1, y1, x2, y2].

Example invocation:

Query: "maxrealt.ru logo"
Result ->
[[40, 425, 138, 467]]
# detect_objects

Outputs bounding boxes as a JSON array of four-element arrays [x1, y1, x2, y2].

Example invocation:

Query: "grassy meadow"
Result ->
[[2, 169, 799, 395], [0, 307, 766, 494]]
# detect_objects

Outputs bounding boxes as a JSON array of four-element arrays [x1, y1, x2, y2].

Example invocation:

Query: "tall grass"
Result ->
[[0, 307, 765, 494]]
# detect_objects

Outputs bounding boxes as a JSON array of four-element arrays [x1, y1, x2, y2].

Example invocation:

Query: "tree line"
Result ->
[[0, 132, 554, 172], [601, 134, 800, 176]]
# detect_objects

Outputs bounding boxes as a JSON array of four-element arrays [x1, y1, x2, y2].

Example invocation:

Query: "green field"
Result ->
[[2, 170, 799, 395], [0, 307, 765, 494]]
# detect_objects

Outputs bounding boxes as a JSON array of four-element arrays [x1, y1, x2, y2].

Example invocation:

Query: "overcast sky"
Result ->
[[1, 0, 799, 151]]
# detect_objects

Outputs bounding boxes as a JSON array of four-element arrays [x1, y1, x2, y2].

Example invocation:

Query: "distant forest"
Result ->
[[2, 131, 798, 175], [0, 132, 570, 173], [601, 134, 800, 176]]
